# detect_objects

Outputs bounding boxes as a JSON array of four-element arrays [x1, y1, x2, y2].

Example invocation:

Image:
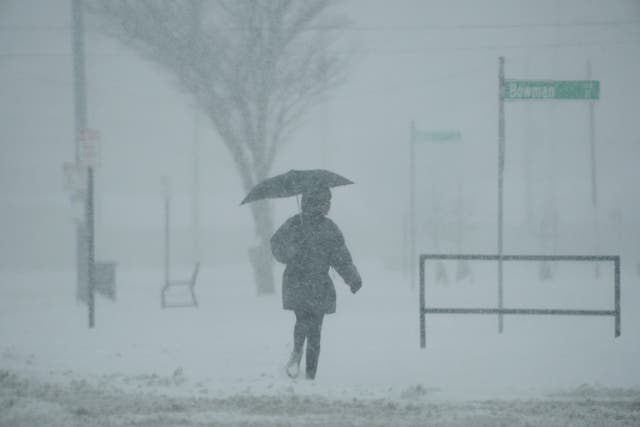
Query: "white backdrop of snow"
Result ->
[[2, 259, 640, 425]]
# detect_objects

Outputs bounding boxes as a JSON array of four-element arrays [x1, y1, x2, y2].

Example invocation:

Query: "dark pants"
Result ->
[[293, 310, 324, 379]]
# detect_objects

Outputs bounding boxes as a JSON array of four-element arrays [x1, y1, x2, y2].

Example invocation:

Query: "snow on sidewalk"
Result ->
[[1, 263, 639, 425], [2, 368, 640, 427]]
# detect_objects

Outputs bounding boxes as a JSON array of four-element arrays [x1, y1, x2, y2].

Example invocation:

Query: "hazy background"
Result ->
[[1, 0, 639, 277]]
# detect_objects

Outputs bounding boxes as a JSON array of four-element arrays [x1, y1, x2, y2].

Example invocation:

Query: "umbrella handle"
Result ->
[[296, 195, 303, 225]]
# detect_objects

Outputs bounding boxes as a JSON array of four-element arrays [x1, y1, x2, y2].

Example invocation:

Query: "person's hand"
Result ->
[[350, 279, 362, 294]]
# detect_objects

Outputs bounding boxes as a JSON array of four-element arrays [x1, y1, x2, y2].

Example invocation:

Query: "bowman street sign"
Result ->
[[504, 80, 600, 100]]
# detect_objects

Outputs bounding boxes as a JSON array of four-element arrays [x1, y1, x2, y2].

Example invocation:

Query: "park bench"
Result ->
[[161, 262, 200, 308]]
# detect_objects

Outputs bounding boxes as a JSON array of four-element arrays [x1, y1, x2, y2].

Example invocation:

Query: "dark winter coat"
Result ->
[[271, 213, 361, 315]]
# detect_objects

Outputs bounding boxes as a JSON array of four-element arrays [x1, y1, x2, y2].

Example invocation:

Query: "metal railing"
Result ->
[[419, 254, 621, 348]]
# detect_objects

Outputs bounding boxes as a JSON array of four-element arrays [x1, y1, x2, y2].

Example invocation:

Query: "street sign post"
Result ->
[[497, 58, 601, 334], [76, 128, 100, 328], [504, 80, 599, 100]]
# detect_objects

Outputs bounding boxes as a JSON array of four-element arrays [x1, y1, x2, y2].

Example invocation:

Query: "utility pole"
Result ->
[[523, 58, 534, 232], [192, 110, 201, 263], [409, 121, 416, 288], [163, 177, 172, 289], [189, 5, 201, 264], [71, 0, 95, 328], [587, 60, 600, 278], [402, 213, 409, 280], [71, 0, 86, 165], [497, 56, 505, 333], [86, 167, 95, 327]]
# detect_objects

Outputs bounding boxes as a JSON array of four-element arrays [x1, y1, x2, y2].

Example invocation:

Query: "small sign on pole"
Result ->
[[95, 262, 116, 300], [76, 221, 116, 304]]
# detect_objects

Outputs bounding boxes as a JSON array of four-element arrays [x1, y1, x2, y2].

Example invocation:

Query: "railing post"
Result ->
[[420, 255, 426, 348], [615, 256, 621, 337], [418, 253, 621, 347]]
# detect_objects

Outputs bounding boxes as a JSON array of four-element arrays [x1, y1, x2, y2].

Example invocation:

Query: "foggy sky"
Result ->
[[1, 0, 639, 271]]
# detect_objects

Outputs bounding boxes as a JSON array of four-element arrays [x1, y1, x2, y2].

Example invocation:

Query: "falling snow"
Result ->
[[2, 0, 640, 425]]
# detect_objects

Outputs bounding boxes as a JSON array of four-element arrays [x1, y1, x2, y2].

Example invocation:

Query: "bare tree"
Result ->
[[86, 0, 351, 294]]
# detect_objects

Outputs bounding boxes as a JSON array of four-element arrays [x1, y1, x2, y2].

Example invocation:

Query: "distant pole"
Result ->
[[409, 121, 416, 287], [86, 167, 95, 328], [403, 213, 409, 279], [72, 0, 95, 328], [456, 175, 463, 253], [321, 54, 329, 167], [419, 255, 425, 348], [192, 110, 201, 263], [163, 177, 171, 286], [189, 6, 201, 264], [587, 60, 600, 278], [523, 58, 534, 232], [71, 0, 86, 166], [498, 57, 505, 333]]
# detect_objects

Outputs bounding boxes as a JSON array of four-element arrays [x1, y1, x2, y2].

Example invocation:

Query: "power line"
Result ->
[[335, 20, 640, 32], [1, 20, 639, 32], [352, 39, 640, 55], [345, 20, 640, 31]]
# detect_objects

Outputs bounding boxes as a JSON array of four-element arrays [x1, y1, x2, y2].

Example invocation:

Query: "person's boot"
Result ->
[[286, 350, 302, 379], [305, 345, 319, 380]]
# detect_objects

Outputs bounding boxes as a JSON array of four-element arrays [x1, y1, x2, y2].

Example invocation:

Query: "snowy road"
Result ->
[[2, 369, 640, 427], [2, 263, 640, 426]]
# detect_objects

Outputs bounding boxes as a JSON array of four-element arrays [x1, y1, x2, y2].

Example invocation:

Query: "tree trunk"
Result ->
[[248, 199, 276, 295], [211, 120, 277, 295]]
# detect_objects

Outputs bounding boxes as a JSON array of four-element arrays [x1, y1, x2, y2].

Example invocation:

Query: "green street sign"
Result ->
[[413, 129, 462, 143], [504, 80, 599, 100]]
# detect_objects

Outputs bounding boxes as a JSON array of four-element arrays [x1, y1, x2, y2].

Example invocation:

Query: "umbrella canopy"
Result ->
[[240, 169, 353, 205]]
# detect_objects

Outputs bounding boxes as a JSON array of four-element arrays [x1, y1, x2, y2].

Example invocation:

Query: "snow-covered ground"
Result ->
[[2, 261, 640, 426]]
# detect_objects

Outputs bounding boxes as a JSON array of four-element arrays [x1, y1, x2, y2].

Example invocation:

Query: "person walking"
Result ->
[[270, 186, 362, 380]]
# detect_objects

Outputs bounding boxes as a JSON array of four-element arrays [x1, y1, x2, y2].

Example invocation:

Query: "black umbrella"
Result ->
[[240, 169, 353, 205]]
